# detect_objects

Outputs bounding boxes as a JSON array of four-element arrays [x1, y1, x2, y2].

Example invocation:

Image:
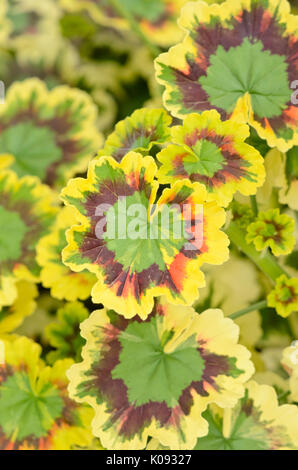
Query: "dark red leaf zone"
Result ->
[[78, 169, 205, 303], [172, 128, 255, 189], [169, 4, 297, 137], [0, 103, 89, 186], [109, 125, 161, 162], [0, 364, 78, 450], [80, 307, 240, 442]]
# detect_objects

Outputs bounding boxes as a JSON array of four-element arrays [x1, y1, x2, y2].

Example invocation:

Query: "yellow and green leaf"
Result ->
[[0, 336, 93, 450], [246, 208, 296, 256], [97, 108, 172, 162], [61, 151, 229, 318], [0, 169, 57, 307], [0, 78, 103, 187], [67, 300, 254, 449], [155, 0, 298, 152], [267, 274, 298, 318], [157, 110, 265, 207]]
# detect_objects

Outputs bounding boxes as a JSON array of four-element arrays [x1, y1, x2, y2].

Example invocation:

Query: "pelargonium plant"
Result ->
[[0, 0, 297, 453]]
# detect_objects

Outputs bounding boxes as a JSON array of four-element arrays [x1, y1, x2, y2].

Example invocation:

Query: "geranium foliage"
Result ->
[[68, 300, 253, 449], [0, 0, 297, 453], [0, 78, 102, 187], [97, 108, 172, 162], [155, 0, 298, 151], [157, 110, 265, 207], [61, 151, 229, 318], [61, 0, 189, 46]]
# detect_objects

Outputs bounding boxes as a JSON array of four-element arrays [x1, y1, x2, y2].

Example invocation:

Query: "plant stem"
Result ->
[[226, 221, 288, 283], [108, 0, 161, 57], [250, 195, 258, 216], [222, 408, 232, 439], [229, 300, 267, 320]]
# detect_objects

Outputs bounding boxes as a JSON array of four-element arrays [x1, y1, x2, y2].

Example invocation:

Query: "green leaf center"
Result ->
[[112, 317, 204, 407], [0, 371, 64, 440], [0, 205, 28, 263], [184, 139, 225, 177], [200, 38, 291, 118], [262, 223, 277, 238], [105, 192, 186, 273], [279, 286, 292, 302], [0, 121, 62, 180]]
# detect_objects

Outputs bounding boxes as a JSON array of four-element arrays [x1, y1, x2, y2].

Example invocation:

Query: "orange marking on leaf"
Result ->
[[264, 118, 274, 133], [203, 380, 214, 394], [19, 442, 35, 450], [195, 55, 208, 71], [284, 106, 298, 124], [169, 252, 188, 291], [260, 11, 272, 33], [38, 437, 47, 450]]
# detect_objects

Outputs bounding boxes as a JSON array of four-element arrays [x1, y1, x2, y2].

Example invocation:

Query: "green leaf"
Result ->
[[246, 128, 270, 156]]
